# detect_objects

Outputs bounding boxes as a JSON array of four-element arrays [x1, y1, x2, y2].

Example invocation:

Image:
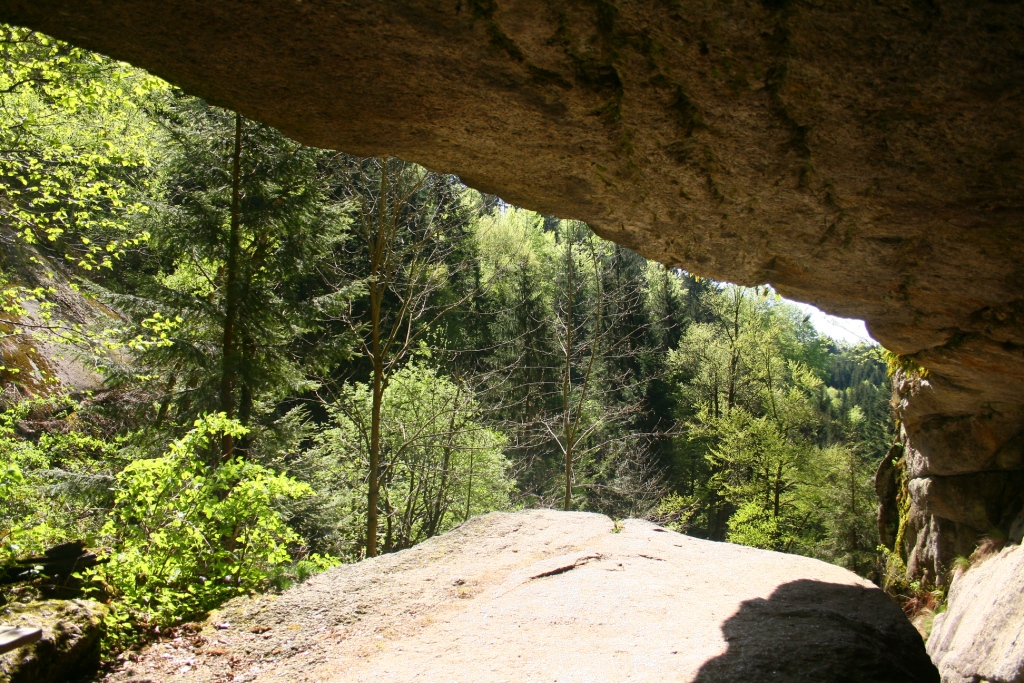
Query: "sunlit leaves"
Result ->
[[0, 24, 165, 268], [314, 363, 512, 557], [0, 394, 124, 564], [100, 414, 314, 639]]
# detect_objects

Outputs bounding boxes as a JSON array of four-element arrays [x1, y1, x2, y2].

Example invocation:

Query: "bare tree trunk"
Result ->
[[382, 491, 393, 552], [155, 375, 176, 427], [726, 290, 741, 415], [218, 112, 243, 462], [464, 449, 475, 522], [367, 314, 384, 556], [343, 159, 477, 555], [763, 343, 779, 423], [773, 460, 783, 519], [364, 163, 391, 558], [562, 237, 574, 511], [428, 379, 461, 537], [560, 230, 603, 512]]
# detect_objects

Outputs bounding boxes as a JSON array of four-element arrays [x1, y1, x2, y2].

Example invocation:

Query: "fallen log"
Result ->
[[0, 626, 42, 655]]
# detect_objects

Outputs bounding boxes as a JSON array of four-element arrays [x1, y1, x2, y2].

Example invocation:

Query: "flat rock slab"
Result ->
[[109, 510, 937, 683]]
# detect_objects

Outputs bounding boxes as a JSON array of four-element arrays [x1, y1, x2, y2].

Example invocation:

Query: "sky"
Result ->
[[785, 299, 877, 346]]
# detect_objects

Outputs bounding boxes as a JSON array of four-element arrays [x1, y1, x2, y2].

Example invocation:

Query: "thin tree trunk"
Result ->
[[773, 460, 783, 518], [219, 112, 243, 462], [464, 449, 475, 522], [764, 347, 779, 422], [562, 237, 574, 511], [367, 337, 383, 557], [401, 464, 418, 549], [429, 380, 461, 537], [236, 369, 253, 455], [561, 231, 603, 512], [726, 292, 740, 414], [365, 165, 389, 558], [155, 375, 176, 427], [382, 491, 393, 552]]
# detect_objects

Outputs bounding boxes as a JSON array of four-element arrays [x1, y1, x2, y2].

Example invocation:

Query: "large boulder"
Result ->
[[106, 510, 936, 683], [927, 543, 1024, 683], [0, 598, 107, 683]]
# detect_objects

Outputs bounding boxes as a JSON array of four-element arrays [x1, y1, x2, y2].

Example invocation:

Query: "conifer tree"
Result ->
[[111, 96, 350, 456]]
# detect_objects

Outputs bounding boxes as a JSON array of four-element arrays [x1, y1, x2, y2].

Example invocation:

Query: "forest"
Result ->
[[0, 27, 895, 656]]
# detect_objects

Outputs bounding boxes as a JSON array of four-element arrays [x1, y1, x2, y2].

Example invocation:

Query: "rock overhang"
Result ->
[[2, 0, 1023, 575]]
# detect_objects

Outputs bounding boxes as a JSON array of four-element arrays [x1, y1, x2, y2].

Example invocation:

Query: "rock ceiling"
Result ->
[[3, 0, 1023, 460]]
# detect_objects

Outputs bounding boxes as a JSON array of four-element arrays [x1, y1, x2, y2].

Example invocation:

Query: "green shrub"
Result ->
[[1, 395, 121, 565], [98, 414, 317, 646], [727, 500, 787, 550]]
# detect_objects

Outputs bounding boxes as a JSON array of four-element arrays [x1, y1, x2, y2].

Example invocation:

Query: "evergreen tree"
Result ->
[[110, 96, 350, 455]]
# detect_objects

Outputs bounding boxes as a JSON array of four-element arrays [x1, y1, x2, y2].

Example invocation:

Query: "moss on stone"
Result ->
[[0, 599, 107, 683]]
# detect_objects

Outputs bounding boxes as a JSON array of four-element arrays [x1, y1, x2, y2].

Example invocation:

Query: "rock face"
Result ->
[[892, 373, 1024, 585], [106, 510, 937, 683], [927, 544, 1024, 683], [0, 599, 107, 683], [1, 0, 1023, 575]]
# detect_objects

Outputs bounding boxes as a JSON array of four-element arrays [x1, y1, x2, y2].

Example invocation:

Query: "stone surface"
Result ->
[[105, 510, 937, 683], [1, 0, 1023, 574], [0, 599, 107, 683], [894, 373, 1024, 584], [927, 543, 1024, 683]]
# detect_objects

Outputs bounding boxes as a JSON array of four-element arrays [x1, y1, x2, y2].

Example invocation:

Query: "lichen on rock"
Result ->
[[0, 598, 107, 683]]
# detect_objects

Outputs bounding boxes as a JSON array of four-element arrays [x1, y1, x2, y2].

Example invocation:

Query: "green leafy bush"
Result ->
[[726, 500, 786, 549], [1, 394, 121, 565], [1, 399, 59, 563], [312, 364, 512, 557], [98, 414, 317, 644]]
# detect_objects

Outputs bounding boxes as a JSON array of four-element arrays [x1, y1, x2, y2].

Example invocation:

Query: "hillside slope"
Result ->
[[0, 233, 110, 398]]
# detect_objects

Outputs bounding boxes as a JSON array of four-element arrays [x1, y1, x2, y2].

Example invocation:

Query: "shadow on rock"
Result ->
[[694, 579, 939, 683]]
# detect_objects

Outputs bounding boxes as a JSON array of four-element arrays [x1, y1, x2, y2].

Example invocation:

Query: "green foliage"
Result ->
[[708, 411, 810, 550], [663, 286, 890, 573], [312, 364, 512, 557], [473, 213, 666, 514], [805, 444, 878, 573], [880, 348, 929, 379], [0, 394, 122, 564], [653, 493, 701, 533], [0, 24, 174, 376], [0, 25, 164, 267], [107, 98, 353, 428], [98, 414, 315, 644], [727, 501, 788, 550]]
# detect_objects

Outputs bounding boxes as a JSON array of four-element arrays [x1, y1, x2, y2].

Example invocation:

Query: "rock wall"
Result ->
[[927, 543, 1024, 683], [890, 372, 1024, 585], [1, 0, 1022, 579]]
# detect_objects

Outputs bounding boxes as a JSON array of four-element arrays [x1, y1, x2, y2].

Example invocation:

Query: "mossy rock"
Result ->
[[0, 599, 107, 683]]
